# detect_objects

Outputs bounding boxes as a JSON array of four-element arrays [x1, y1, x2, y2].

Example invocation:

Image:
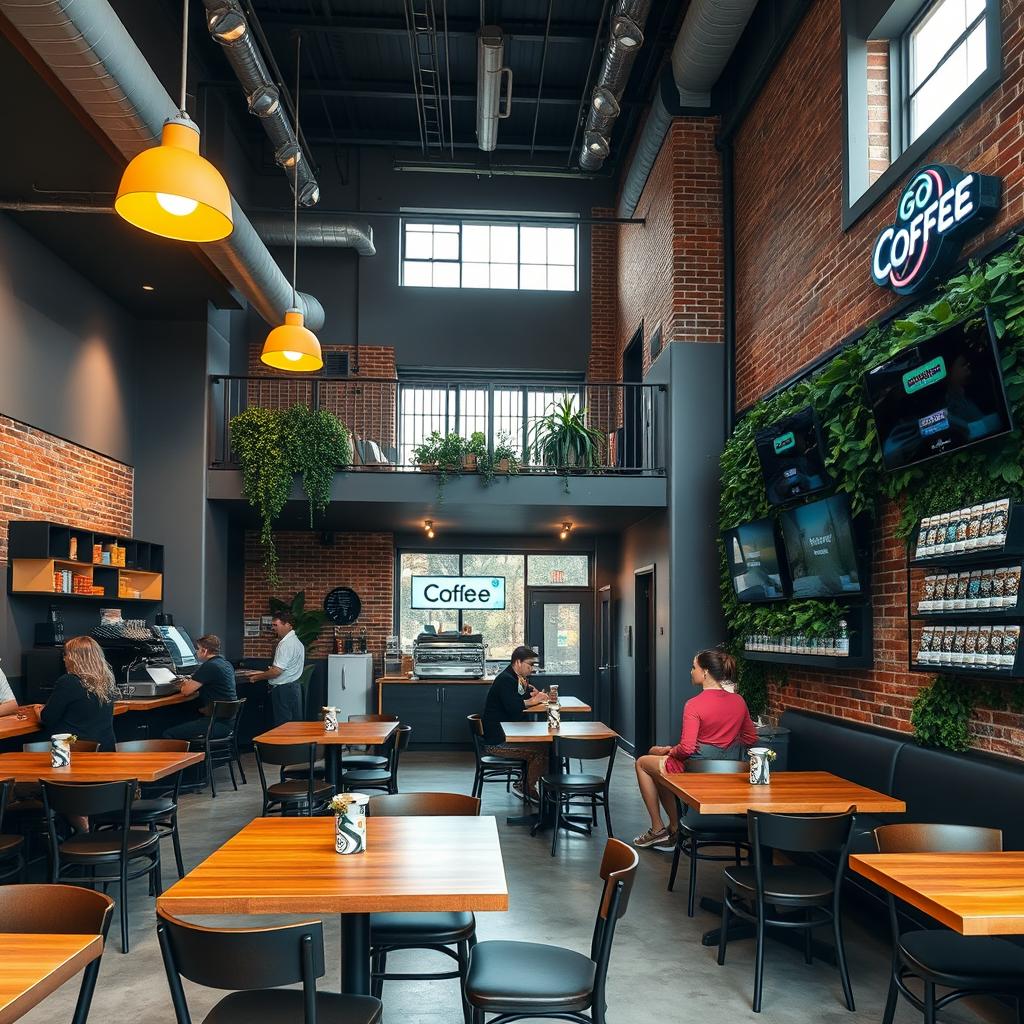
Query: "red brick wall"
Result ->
[[866, 39, 891, 185], [243, 530, 394, 671], [733, 0, 1024, 758], [0, 415, 133, 564]]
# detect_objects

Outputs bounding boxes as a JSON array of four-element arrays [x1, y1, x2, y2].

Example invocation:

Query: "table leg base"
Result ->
[[340, 912, 371, 995], [698, 899, 837, 965]]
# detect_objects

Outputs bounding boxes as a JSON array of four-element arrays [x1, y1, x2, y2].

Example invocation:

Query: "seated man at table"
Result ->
[[481, 645, 550, 801], [164, 634, 237, 741], [0, 660, 19, 717]]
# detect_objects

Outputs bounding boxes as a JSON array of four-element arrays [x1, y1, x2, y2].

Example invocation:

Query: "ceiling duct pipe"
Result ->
[[251, 214, 376, 257], [476, 26, 512, 152], [577, 0, 651, 172], [202, 0, 319, 206], [0, 0, 324, 330], [616, 0, 758, 216]]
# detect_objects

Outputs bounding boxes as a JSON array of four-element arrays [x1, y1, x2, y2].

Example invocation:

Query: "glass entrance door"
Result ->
[[527, 589, 594, 711]]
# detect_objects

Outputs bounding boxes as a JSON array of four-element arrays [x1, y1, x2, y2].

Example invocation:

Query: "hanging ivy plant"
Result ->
[[720, 232, 1024, 745], [282, 404, 353, 526]]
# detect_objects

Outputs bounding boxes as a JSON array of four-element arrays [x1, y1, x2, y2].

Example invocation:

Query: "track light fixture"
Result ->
[[425, 520, 435, 539], [560, 522, 573, 540]]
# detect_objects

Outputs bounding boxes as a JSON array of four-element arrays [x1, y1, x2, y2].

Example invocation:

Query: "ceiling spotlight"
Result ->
[[207, 5, 247, 43], [592, 87, 620, 118], [611, 15, 644, 49], [584, 132, 610, 158], [141, 284, 155, 292], [559, 521, 573, 541], [425, 520, 435, 539]]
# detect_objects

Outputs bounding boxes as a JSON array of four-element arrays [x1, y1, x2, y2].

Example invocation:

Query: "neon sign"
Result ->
[[871, 164, 1000, 296]]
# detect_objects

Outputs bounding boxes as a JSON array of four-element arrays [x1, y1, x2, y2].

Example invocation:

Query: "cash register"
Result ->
[[90, 620, 199, 697]]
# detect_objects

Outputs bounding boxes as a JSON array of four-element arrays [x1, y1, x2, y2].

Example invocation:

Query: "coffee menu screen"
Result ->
[[780, 494, 862, 599], [725, 518, 787, 602], [864, 311, 1012, 471], [754, 406, 833, 506]]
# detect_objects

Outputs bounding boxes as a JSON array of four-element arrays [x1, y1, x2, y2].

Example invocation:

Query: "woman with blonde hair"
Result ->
[[39, 636, 118, 751]]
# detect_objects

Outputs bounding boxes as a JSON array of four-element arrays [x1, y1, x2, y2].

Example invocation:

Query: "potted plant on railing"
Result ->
[[463, 431, 487, 472], [529, 396, 604, 493], [412, 432, 441, 473], [479, 431, 521, 486]]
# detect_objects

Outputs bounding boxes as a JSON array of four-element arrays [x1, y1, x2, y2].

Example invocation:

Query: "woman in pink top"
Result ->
[[632, 649, 759, 849]]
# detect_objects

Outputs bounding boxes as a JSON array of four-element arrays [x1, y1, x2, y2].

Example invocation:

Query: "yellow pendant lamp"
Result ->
[[261, 36, 322, 372], [115, 0, 232, 242]]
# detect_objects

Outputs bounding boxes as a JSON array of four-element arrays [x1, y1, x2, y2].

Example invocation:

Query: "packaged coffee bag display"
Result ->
[[917, 627, 935, 665], [1002, 565, 1021, 609], [930, 574, 947, 611], [965, 506, 983, 550], [954, 573, 971, 610], [976, 627, 992, 666], [992, 567, 1007, 606], [964, 626, 979, 666], [944, 514, 959, 552], [1000, 625, 1020, 670], [944, 573, 960, 607], [954, 513, 969, 553], [951, 626, 968, 665], [979, 504, 995, 547], [940, 626, 956, 664], [979, 569, 995, 608], [992, 499, 1010, 547], [915, 516, 932, 559], [927, 516, 944, 554], [988, 627, 1005, 669], [920, 576, 938, 612], [966, 570, 982, 610]]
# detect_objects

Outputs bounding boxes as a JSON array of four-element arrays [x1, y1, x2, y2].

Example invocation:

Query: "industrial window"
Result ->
[[401, 220, 577, 291]]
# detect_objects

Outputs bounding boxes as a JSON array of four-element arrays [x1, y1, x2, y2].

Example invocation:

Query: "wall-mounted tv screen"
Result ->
[[779, 494, 864, 599], [723, 518, 788, 603], [754, 406, 834, 506], [864, 308, 1012, 471]]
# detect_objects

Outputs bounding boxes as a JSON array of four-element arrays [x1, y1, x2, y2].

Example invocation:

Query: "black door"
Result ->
[[633, 569, 655, 754], [597, 587, 613, 724], [527, 589, 595, 710], [621, 326, 643, 469]]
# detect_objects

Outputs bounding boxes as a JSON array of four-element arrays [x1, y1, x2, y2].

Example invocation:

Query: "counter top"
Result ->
[[378, 674, 498, 685]]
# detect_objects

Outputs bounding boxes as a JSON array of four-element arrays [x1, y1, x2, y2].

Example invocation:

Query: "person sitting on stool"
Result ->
[[240, 611, 306, 726], [164, 634, 237, 741]]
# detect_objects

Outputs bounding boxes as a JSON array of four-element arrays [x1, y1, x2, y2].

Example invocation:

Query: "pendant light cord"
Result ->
[[292, 34, 301, 311], [179, 0, 189, 115]]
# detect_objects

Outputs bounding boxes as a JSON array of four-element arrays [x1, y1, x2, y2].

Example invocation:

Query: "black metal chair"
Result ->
[[465, 839, 639, 1024], [0, 777, 26, 883], [255, 741, 334, 816], [533, 736, 616, 857], [91, 740, 190, 878], [22, 739, 102, 752], [342, 714, 399, 772], [666, 758, 750, 916], [0, 884, 114, 1024], [194, 698, 247, 798], [368, 793, 481, 1024], [718, 808, 856, 1013], [873, 823, 1024, 1024], [467, 714, 528, 804], [340, 725, 411, 795], [157, 908, 382, 1024], [42, 779, 162, 954]]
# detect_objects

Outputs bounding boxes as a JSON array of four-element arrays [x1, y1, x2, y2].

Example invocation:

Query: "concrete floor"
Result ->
[[16, 751, 1000, 1024]]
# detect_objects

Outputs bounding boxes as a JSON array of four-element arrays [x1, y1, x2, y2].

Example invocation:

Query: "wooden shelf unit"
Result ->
[[8, 521, 164, 603]]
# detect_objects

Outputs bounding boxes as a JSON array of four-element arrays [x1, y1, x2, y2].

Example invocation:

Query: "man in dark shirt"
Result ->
[[482, 645, 550, 800], [164, 634, 237, 741]]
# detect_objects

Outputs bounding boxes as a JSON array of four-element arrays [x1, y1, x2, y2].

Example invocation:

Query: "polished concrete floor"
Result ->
[[17, 751, 997, 1024]]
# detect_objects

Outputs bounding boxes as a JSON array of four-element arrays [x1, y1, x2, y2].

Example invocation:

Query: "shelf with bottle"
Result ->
[[910, 498, 1024, 568], [741, 612, 874, 669]]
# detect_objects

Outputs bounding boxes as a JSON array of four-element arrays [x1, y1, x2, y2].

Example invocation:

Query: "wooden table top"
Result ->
[[500, 720, 618, 743], [528, 696, 591, 714], [253, 721, 399, 746], [0, 933, 102, 1024], [658, 770, 907, 815], [0, 750, 204, 784], [156, 815, 509, 915], [850, 851, 1024, 935]]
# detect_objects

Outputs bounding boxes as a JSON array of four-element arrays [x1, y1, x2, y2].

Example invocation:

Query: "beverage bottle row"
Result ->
[[744, 621, 849, 657]]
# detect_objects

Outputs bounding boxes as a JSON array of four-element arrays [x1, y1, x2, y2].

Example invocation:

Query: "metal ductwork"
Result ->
[[202, 0, 319, 207], [578, 0, 652, 172], [251, 214, 376, 257], [476, 26, 512, 152], [616, 0, 758, 216], [0, 0, 324, 330]]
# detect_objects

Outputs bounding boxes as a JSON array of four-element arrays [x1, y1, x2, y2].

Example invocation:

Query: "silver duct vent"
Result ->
[[577, 0, 652, 172], [0, 0, 325, 330], [476, 26, 512, 152], [202, 0, 319, 206], [251, 215, 376, 257], [616, 0, 758, 216]]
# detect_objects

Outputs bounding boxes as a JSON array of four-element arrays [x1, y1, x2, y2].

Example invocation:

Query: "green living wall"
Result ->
[[722, 234, 1024, 749]]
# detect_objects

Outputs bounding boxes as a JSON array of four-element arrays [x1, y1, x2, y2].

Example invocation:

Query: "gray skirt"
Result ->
[[690, 741, 747, 761]]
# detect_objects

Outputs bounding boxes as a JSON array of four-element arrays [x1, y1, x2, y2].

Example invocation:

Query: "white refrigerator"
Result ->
[[326, 654, 376, 719]]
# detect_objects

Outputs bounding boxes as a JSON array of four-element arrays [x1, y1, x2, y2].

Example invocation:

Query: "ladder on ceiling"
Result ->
[[404, 0, 448, 154]]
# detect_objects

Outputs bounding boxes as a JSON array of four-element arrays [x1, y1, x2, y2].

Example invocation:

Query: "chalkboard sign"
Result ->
[[324, 587, 361, 626]]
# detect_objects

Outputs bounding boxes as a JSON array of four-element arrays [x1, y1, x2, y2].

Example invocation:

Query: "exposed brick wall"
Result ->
[[243, 530, 394, 673], [733, 0, 1024, 758], [588, 208, 621, 439], [0, 415, 133, 565], [246, 343, 399, 452], [866, 39, 891, 185]]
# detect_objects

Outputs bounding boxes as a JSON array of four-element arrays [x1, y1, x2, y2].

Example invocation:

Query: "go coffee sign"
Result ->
[[871, 163, 1000, 296], [411, 576, 506, 610]]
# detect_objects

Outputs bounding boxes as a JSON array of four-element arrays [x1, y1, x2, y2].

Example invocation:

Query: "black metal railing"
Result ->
[[209, 375, 666, 475]]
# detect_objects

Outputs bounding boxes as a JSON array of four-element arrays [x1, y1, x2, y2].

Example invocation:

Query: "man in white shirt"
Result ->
[[0, 661, 18, 717], [242, 612, 306, 725]]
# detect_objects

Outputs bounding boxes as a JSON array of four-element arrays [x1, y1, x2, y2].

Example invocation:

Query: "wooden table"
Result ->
[[0, 933, 102, 1024], [156, 815, 508, 995], [526, 696, 591, 715], [849, 851, 1024, 935], [253, 721, 399, 785], [658, 770, 907, 815], [0, 750, 204, 784]]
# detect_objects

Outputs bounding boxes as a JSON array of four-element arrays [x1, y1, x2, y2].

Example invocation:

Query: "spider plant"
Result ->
[[529, 396, 604, 492]]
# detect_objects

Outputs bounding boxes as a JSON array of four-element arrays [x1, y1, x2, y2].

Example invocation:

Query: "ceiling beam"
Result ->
[[303, 133, 573, 152], [254, 13, 596, 45]]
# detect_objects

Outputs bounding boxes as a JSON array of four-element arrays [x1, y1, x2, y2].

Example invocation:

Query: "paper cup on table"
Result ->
[[334, 793, 369, 854], [50, 733, 73, 768], [322, 706, 339, 732], [749, 746, 772, 785]]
